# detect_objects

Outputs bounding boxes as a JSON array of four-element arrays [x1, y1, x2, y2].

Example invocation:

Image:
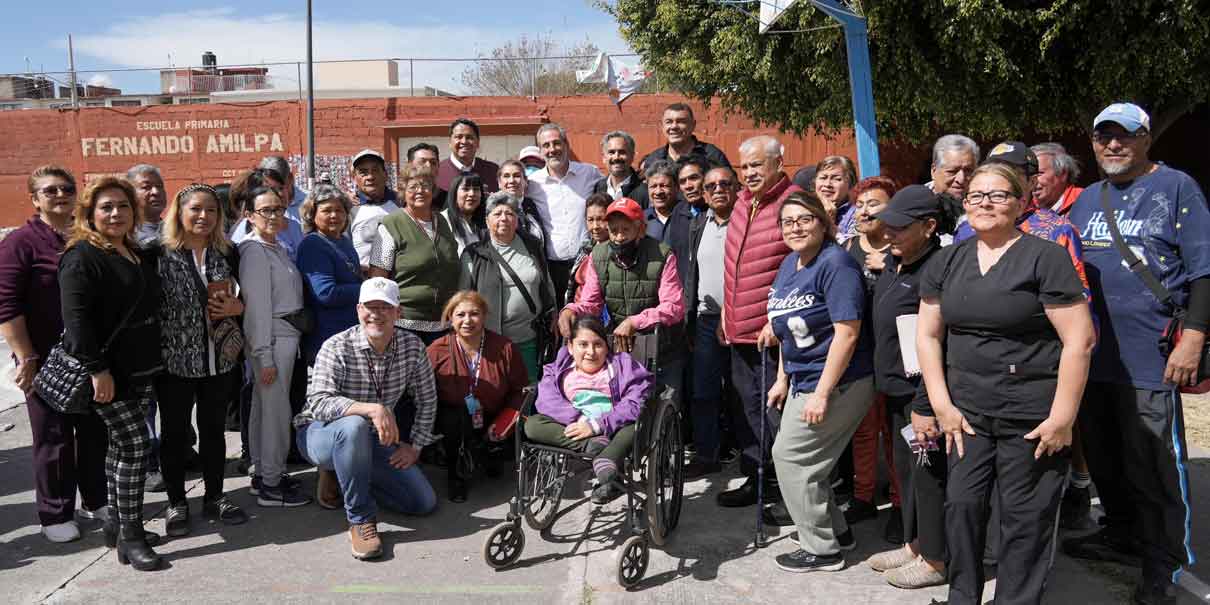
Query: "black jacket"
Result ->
[[592, 169, 650, 209], [640, 138, 732, 173], [663, 202, 696, 292], [59, 240, 163, 394]]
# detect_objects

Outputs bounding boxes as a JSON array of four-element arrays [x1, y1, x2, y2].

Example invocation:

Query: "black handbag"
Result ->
[[1098, 185, 1210, 393], [34, 274, 146, 414]]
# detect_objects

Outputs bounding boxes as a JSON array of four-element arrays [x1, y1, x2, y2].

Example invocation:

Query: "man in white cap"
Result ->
[[1064, 102, 1210, 605], [348, 149, 400, 269], [294, 277, 439, 560]]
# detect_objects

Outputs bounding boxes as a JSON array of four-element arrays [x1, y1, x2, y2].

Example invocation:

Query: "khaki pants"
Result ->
[[772, 376, 875, 555]]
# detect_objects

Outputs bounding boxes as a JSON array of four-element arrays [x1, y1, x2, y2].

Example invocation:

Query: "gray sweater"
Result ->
[[239, 233, 304, 368]]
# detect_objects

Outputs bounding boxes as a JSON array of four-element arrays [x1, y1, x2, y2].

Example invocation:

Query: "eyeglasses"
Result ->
[[704, 181, 734, 191], [253, 206, 287, 218], [38, 185, 76, 197], [1092, 130, 1146, 146], [963, 190, 1017, 206], [780, 215, 818, 230], [405, 182, 434, 193]]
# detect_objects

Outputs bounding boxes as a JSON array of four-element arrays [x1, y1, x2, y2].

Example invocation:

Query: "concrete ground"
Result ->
[[2, 344, 1210, 603]]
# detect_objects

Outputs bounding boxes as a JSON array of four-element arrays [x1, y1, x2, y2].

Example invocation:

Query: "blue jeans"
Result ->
[[297, 416, 437, 523], [691, 314, 730, 463]]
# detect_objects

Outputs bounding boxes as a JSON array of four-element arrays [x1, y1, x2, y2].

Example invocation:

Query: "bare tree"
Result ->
[[461, 35, 606, 96]]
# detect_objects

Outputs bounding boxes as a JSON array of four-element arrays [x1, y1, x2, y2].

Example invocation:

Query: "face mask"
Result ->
[[524, 166, 540, 176], [609, 239, 640, 264]]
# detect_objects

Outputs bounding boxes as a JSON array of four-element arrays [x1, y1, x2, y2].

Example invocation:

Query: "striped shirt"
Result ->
[[294, 324, 438, 447]]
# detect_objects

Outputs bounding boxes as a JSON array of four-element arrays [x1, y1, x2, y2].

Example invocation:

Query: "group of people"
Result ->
[[0, 101, 1203, 605]]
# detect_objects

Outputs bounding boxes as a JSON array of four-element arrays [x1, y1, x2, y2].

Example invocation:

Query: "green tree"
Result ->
[[460, 35, 607, 96], [598, 0, 1210, 143]]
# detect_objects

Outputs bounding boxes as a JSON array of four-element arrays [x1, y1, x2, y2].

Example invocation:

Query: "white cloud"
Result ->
[[86, 74, 115, 88], [67, 8, 632, 94]]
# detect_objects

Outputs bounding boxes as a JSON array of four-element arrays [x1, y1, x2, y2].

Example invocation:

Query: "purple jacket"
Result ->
[[534, 346, 654, 437]]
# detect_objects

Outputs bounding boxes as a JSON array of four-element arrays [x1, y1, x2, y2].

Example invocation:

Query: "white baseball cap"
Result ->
[[359, 277, 399, 307]]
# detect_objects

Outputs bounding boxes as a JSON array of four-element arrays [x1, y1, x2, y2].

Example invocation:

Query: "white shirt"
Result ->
[[527, 161, 603, 261], [349, 200, 400, 266], [450, 156, 475, 171], [606, 173, 634, 200]]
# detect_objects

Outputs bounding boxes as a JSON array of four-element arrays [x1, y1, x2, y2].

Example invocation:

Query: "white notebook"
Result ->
[[896, 314, 921, 378]]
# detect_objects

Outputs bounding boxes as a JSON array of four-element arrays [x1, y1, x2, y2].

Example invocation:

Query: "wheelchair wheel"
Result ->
[[646, 397, 684, 546], [615, 535, 649, 588], [483, 521, 525, 569], [522, 450, 565, 531]]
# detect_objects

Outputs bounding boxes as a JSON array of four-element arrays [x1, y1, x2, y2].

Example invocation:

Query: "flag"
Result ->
[[576, 52, 650, 105]]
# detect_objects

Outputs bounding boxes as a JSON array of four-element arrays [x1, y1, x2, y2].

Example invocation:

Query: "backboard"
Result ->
[[759, 0, 800, 34]]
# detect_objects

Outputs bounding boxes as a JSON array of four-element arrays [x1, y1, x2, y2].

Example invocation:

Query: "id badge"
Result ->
[[464, 394, 481, 415]]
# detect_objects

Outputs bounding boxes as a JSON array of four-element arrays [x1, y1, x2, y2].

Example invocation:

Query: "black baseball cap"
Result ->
[[983, 141, 1038, 176], [877, 185, 942, 228]]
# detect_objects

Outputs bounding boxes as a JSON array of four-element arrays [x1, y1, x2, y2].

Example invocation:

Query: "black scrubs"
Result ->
[[871, 240, 946, 563], [919, 234, 1085, 605]]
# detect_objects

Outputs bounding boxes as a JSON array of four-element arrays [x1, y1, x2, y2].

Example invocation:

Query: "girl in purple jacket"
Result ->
[[526, 315, 654, 504]]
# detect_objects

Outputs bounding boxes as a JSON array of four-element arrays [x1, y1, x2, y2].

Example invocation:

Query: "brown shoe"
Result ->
[[317, 469, 341, 510], [884, 559, 946, 589], [349, 521, 382, 560]]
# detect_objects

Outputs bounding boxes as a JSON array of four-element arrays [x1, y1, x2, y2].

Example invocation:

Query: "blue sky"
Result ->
[[0, 1, 629, 94]]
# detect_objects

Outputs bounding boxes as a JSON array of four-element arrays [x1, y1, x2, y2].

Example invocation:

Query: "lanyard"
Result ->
[[362, 345, 394, 403], [459, 336, 485, 395]]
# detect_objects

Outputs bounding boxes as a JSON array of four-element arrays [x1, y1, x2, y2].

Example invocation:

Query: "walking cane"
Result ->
[[755, 348, 768, 549]]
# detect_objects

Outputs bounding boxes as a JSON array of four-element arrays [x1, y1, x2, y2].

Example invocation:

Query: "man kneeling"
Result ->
[[527, 315, 654, 504], [294, 277, 439, 560]]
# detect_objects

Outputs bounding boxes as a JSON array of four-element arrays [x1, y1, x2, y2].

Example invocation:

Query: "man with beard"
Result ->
[[640, 103, 731, 172], [1064, 103, 1210, 605], [592, 130, 649, 208], [128, 164, 167, 247], [527, 123, 603, 306], [436, 118, 499, 194], [295, 277, 438, 561], [557, 197, 687, 407]]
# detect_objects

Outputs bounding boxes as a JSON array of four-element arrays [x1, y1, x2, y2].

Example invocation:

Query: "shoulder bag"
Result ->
[[34, 269, 146, 414], [488, 245, 555, 365], [1097, 184, 1210, 393]]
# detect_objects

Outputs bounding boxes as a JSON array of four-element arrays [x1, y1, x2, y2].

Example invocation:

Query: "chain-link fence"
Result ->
[[0, 54, 666, 111]]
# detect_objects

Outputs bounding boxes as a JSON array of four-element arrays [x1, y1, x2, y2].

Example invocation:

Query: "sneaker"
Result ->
[[250, 474, 302, 496], [316, 469, 342, 510], [762, 501, 795, 527], [349, 521, 382, 560], [1062, 529, 1142, 566], [203, 495, 248, 525], [1059, 485, 1095, 530], [256, 482, 312, 508], [717, 478, 758, 508], [883, 507, 904, 544], [789, 529, 855, 552], [165, 502, 191, 537], [775, 549, 845, 573], [683, 460, 722, 480], [885, 559, 947, 589], [843, 498, 877, 524], [590, 482, 624, 505], [867, 547, 918, 572], [41, 520, 81, 543], [78, 505, 110, 523], [145, 471, 166, 493]]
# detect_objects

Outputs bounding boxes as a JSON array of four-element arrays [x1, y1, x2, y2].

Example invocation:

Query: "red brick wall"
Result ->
[[0, 94, 927, 227]]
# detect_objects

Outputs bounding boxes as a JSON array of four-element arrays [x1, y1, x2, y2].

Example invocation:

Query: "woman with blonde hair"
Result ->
[[426, 291, 529, 502], [154, 183, 249, 536], [59, 176, 164, 570]]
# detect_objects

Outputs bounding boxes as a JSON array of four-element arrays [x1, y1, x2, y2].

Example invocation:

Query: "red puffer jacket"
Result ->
[[723, 175, 801, 344]]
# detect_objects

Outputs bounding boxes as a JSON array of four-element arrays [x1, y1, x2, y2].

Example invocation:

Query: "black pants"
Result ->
[[1078, 381, 1194, 582], [548, 259, 573, 309], [154, 371, 237, 503], [945, 410, 1069, 605], [25, 393, 108, 525], [730, 344, 780, 483], [886, 395, 947, 562]]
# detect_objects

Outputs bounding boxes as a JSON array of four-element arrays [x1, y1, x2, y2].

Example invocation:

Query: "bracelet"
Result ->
[[19, 355, 39, 364]]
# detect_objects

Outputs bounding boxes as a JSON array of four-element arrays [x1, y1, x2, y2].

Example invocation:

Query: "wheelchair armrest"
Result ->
[[520, 384, 539, 417]]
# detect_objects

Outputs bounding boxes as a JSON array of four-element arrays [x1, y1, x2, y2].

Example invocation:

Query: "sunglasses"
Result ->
[[704, 181, 734, 191], [38, 185, 76, 197]]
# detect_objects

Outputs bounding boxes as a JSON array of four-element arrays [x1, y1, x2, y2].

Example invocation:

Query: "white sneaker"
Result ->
[[78, 506, 110, 522], [42, 521, 81, 543]]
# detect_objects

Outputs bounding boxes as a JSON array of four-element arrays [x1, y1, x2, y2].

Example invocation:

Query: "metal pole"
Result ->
[[409, 59, 414, 96], [296, 62, 303, 102], [305, 0, 316, 183], [67, 35, 78, 109], [810, 1, 881, 177]]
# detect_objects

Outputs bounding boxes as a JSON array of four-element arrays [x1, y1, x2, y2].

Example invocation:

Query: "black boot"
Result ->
[[104, 518, 162, 548], [116, 522, 162, 571]]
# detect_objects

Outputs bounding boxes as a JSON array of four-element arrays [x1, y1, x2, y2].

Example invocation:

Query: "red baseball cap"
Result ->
[[605, 197, 644, 222]]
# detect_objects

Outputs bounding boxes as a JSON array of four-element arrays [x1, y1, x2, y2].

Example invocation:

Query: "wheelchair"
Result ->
[[481, 329, 685, 588]]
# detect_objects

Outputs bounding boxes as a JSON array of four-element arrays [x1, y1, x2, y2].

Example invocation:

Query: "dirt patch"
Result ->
[[1184, 392, 1210, 451]]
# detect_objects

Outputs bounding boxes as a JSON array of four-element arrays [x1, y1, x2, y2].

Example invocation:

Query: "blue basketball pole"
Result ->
[[808, 1, 881, 178]]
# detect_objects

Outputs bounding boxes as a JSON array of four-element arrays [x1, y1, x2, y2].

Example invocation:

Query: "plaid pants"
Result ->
[[92, 388, 153, 523]]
